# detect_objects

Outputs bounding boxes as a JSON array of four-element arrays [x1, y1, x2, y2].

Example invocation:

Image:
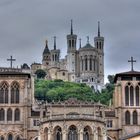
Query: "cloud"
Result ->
[[0, 0, 140, 82]]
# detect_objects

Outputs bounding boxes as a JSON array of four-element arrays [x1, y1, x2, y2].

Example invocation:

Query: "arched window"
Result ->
[[7, 108, 12, 121], [55, 127, 62, 140], [82, 60, 84, 71], [97, 127, 102, 140], [68, 125, 78, 140], [136, 86, 139, 106], [8, 134, 13, 140], [72, 40, 74, 47], [14, 108, 20, 121], [89, 58, 92, 71], [0, 82, 9, 104], [130, 86, 134, 106], [11, 82, 20, 104], [1, 136, 4, 140], [93, 60, 96, 71], [83, 127, 91, 140], [125, 111, 130, 125], [125, 86, 129, 106], [133, 111, 138, 125], [85, 57, 88, 71], [16, 136, 20, 140], [0, 108, 5, 121], [44, 127, 48, 140]]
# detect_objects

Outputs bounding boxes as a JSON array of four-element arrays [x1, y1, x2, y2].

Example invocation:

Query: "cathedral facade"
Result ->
[[31, 21, 104, 91]]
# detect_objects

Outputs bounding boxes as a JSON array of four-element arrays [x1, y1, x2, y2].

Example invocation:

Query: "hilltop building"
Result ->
[[31, 21, 104, 91]]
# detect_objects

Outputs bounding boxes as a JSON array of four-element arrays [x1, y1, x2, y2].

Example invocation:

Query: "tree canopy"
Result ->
[[35, 77, 115, 105]]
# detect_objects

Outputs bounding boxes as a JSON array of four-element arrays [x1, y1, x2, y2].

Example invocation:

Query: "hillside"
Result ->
[[35, 79, 114, 105]]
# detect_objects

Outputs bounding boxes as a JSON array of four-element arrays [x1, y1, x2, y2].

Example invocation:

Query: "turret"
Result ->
[[42, 40, 51, 67], [67, 20, 77, 53]]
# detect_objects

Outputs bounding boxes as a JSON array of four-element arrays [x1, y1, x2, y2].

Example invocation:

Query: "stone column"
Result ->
[[48, 131, 53, 140], [79, 129, 83, 140], [93, 127, 98, 140], [102, 127, 107, 140], [62, 131, 67, 140]]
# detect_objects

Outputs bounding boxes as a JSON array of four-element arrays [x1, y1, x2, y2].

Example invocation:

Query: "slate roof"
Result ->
[[114, 70, 140, 83], [82, 43, 94, 49]]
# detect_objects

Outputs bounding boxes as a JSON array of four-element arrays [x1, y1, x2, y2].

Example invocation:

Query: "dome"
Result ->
[[79, 43, 94, 50]]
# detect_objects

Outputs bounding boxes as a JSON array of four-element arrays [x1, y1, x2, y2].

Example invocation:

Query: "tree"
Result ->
[[107, 75, 115, 84], [35, 69, 46, 79]]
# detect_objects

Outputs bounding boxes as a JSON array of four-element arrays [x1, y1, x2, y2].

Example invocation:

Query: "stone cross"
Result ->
[[128, 56, 136, 71], [7, 55, 16, 68]]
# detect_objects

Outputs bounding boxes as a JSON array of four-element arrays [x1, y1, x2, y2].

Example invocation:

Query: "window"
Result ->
[[62, 72, 65, 76], [33, 119, 40, 126], [0, 82, 9, 104], [136, 86, 139, 106], [7, 108, 12, 121], [16, 136, 20, 140], [0, 108, 4, 121], [85, 58, 88, 71], [8, 134, 13, 140], [11, 82, 20, 104], [14, 108, 20, 121], [1, 136, 4, 140], [68, 126, 78, 140], [55, 127, 62, 140], [89, 58, 92, 71], [83, 127, 90, 140], [133, 111, 138, 125], [130, 86, 134, 106], [125, 86, 129, 106], [106, 120, 113, 128], [125, 111, 130, 125]]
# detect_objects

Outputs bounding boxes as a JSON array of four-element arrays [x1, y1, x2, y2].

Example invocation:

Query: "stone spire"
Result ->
[[71, 19, 73, 35], [54, 36, 56, 50], [98, 21, 100, 37]]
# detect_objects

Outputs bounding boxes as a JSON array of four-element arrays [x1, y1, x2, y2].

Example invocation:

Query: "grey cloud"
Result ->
[[0, 0, 140, 82]]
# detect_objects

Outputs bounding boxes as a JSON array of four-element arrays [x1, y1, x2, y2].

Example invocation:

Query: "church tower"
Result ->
[[94, 22, 104, 84], [50, 36, 60, 67], [66, 20, 77, 81], [42, 40, 51, 68]]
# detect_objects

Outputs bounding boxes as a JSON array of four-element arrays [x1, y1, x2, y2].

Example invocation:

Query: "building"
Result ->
[[31, 21, 104, 91], [1, 57, 140, 140]]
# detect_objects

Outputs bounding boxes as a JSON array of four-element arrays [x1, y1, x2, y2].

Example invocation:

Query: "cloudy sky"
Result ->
[[0, 0, 140, 82]]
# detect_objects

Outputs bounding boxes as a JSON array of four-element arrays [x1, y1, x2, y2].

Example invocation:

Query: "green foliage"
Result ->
[[35, 69, 46, 79], [107, 75, 115, 84], [34, 77, 115, 105]]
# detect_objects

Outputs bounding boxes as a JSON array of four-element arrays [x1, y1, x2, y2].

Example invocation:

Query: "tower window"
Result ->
[[125, 111, 130, 125], [136, 86, 139, 106], [133, 111, 138, 125], [85, 58, 88, 71]]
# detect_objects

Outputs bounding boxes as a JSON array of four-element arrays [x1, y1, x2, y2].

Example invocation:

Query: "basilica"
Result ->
[[31, 21, 104, 91]]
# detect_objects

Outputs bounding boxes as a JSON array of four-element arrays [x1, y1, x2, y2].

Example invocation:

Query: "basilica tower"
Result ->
[[50, 36, 60, 67], [42, 40, 51, 68], [94, 22, 104, 84], [66, 20, 77, 81]]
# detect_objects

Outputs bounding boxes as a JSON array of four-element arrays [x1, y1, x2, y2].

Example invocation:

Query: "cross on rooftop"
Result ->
[[7, 56, 16, 68], [128, 56, 136, 71]]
